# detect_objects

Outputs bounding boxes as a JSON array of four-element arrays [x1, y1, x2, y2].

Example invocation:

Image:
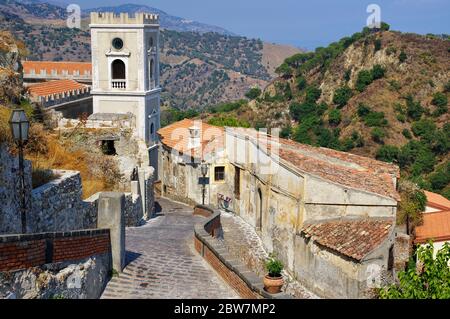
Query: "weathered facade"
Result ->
[[158, 120, 401, 298]]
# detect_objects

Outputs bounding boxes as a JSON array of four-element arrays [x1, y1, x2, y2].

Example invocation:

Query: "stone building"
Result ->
[[89, 12, 161, 149], [158, 119, 401, 298]]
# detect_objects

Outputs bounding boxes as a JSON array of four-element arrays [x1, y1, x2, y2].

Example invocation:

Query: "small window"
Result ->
[[214, 166, 225, 182], [388, 245, 394, 271], [112, 37, 123, 50]]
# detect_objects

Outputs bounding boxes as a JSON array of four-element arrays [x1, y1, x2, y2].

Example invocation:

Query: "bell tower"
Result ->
[[89, 12, 161, 144]]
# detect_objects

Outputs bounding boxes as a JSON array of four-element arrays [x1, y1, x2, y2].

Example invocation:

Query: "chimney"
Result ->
[[188, 125, 201, 149]]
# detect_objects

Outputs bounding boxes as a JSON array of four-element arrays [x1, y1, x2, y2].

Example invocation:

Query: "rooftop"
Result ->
[[23, 61, 92, 77], [424, 190, 450, 211], [27, 79, 89, 98], [157, 119, 224, 159], [301, 219, 394, 261], [226, 127, 400, 201], [414, 210, 450, 244]]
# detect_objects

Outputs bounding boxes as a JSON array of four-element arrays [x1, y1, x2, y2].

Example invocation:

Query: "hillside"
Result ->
[[200, 26, 450, 198], [0, 0, 301, 109]]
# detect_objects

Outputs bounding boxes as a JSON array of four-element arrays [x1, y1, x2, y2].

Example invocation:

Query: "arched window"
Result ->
[[149, 37, 154, 48], [111, 59, 125, 79], [150, 122, 155, 139]]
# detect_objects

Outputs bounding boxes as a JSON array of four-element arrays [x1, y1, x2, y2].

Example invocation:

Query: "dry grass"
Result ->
[[25, 124, 121, 198], [1, 105, 121, 198]]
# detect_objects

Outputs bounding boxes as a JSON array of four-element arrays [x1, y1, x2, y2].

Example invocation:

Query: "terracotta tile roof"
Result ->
[[424, 191, 450, 211], [27, 79, 89, 98], [301, 219, 394, 261], [414, 210, 450, 244], [157, 119, 224, 159], [22, 61, 92, 76], [226, 127, 400, 201]]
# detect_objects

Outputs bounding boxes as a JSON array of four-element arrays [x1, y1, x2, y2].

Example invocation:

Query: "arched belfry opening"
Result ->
[[257, 188, 263, 231], [112, 59, 125, 79]]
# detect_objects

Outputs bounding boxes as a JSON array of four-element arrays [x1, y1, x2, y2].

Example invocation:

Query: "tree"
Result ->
[[275, 62, 292, 78], [374, 39, 382, 52], [399, 51, 407, 63], [371, 64, 386, 80], [328, 109, 342, 125], [406, 95, 424, 121], [379, 242, 450, 299], [357, 103, 371, 117], [245, 87, 261, 100], [305, 86, 322, 103], [395, 179, 426, 231], [289, 102, 316, 121], [296, 75, 307, 90], [371, 127, 385, 143], [432, 92, 448, 107], [333, 86, 353, 108], [376, 145, 399, 163], [355, 70, 373, 92]]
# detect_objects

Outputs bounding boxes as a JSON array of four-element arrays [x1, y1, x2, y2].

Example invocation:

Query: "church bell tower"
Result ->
[[89, 12, 161, 145]]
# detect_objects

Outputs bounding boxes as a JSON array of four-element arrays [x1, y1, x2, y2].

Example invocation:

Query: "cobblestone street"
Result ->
[[101, 198, 238, 299]]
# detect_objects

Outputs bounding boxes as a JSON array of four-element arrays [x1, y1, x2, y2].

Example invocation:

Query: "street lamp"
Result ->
[[9, 109, 30, 233], [200, 161, 209, 205]]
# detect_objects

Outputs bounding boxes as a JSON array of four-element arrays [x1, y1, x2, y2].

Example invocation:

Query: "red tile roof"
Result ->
[[414, 210, 450, 244], [22, 61, 92, 76], [227, 127, 400, 201], [27, 79, 89, 98], [301, 219, 394, 261], [158, 120, 399, 200], [157, 119, 224, 159], [424, 191, 450, 211]]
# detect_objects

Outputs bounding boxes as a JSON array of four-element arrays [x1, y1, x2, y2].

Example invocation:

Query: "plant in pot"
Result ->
[[263, 255, 284, 294]]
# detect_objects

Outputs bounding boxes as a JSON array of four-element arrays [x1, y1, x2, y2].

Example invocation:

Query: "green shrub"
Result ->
[[305, 86, 322, 103], [374, 39, 382, 52], [328, 109, 342, 125], [371, 127, 385, 143], [351, 130, 365, 147], [333, 86, 353, 108], [344, 69, 351, 82], [371, 64, 386, 80], [364, 111, 388, 127], [399, 51, 407, 63], [280, 125, 292, 138], [289, 102, 316, 121], [428, 163, 450, 191], [402, 129, 412, 139], [406, 95, 424, 120], [355, 70, 373, 92], [376, 145, 399, 163], [207, 116, 250, 128], [444, 81, 450, 93], [296, 75, 307, 90], [397, 114, 406, 123], [357, 103, 371, 117], [245, 87, 262, 100], [389, 80, 401, 91], [379, 242, 450, 299], [432, 92, 448, 107]]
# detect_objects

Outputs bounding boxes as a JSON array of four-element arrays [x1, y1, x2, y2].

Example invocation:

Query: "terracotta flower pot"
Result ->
[[263, 274, 284, 294]]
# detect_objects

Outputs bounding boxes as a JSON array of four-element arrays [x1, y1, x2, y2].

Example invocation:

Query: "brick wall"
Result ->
[[0, 229, 110, 272]]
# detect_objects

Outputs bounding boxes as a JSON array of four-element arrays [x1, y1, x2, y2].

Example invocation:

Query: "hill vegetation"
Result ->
[[194, 25, 450, 199]]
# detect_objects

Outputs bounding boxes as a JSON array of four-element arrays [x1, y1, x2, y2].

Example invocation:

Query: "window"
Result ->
[[112, 37, 123, 50], [112, 59, 125, 79], [214, 166, 225, 182], [234, 167, 241, 199], [388, 245, 394, 271]]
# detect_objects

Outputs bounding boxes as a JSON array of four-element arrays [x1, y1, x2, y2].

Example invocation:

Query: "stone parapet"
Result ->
[[193, 205, 291, 299]]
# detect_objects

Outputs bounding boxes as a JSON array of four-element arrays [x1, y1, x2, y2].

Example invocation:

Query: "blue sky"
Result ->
[[69, 0, 449, 49]]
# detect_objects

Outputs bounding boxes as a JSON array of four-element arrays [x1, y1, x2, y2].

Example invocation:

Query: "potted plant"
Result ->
[[263, 255, 284, 294]]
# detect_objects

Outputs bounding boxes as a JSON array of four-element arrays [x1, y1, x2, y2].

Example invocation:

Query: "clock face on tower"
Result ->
[[112, 37, 123, 50]]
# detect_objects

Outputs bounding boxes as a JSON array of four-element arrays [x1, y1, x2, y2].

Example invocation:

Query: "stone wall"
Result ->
[[29, 170, 90, 233], [0, 254, 110, 299]]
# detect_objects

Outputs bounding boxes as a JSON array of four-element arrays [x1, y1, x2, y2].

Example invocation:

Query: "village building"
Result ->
[[414, 191, 450, 257], [158, 119, 402, 298]]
